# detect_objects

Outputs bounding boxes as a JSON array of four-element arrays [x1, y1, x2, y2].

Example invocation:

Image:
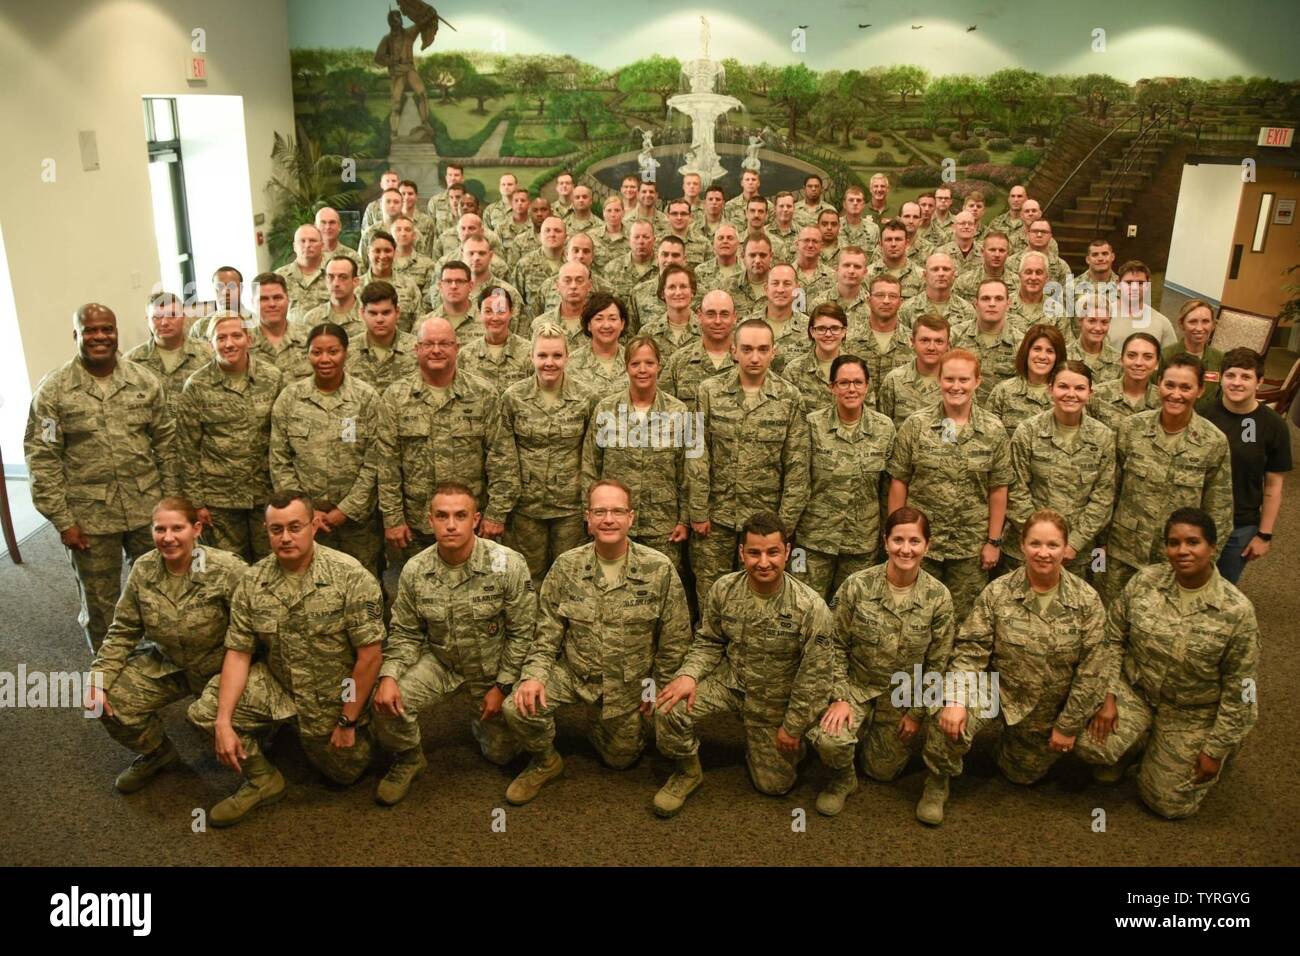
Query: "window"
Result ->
[[143, 97, 195, 296]]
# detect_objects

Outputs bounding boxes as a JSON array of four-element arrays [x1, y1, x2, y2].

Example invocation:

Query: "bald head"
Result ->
[[73, 303, 119, 369], [417, 316, 455, 343]]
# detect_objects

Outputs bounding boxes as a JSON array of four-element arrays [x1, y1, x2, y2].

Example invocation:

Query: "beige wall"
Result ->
[[0, 0, 295, 396], [1223, 166, 1300, 317]]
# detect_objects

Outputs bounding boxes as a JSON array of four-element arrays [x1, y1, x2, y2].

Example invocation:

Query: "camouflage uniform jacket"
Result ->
[[345, 331, 419, 395], [458, 334, 533, 392], [493, 374, 599, 519], [123, 338, 211, 417], [876, 362, 940, 428], [659, 341, 735, 408], [797, 405, 896, 555]]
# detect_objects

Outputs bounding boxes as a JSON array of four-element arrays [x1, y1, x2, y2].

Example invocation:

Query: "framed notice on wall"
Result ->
[[1274, 199, 1296, 226]]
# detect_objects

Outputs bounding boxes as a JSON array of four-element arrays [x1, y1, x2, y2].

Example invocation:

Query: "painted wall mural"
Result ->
[[281, 0, 1300, 274]]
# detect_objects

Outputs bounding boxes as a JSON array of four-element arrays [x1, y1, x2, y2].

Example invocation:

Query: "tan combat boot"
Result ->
[[915, 771, 949, 826], [505, 750, 564, 805], [114, 739, 179, 794], [210, 754, 287, 828], [376, 748, 428, 806], [653, 755, 703, 818], [815, 766, 859, 817]]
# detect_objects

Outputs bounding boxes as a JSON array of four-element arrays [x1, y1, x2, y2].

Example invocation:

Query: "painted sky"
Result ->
[[290, 0, 1300, 81]]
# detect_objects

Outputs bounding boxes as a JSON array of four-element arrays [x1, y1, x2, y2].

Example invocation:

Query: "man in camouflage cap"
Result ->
[[501, 479, 691, 804], [187, 490, 385, 827], [655, 511, 833, 816], [371, 483, 536, 805], [25, 303, 178, 650]]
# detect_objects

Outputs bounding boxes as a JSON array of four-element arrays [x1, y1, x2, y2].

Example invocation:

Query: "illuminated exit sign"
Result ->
[[1258, 127, 1295, 147]]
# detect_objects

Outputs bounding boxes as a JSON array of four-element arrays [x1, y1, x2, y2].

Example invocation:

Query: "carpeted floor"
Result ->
[[3, 434, 1299, 868]]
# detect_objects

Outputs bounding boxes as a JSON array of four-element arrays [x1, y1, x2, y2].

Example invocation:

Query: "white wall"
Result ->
[[176, 95, 259, 303], [0, 0, 296, 428], [1164, 163, 1245, 304], [0, 221, 34, 469]]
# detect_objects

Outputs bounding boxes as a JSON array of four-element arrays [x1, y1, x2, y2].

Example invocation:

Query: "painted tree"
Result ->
[[770, 63, 820, 141], [460, 70, 502, 114], [923, 75, 991, 137], [720, 58, 751, 97], [617, 55, 683, 113], [842, 68, 887, 114], [500, 56, 554, 116], [419, 53, 476, 103], [811, 72, 858, 146], [1073, 74, 1130, 122], [882, 64, 929, 109], [986, 68, 1048, 136], [748, 63, 779, 97], [547, 90, 615, 141], [1169, 77, 1208, 123]]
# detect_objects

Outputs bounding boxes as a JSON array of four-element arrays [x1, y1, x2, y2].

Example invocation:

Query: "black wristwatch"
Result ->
[[336, 713, 358, 729], [986, 537, 1003, 547], [1256, 531, 1274, 542], [494, 681, 513, 696]]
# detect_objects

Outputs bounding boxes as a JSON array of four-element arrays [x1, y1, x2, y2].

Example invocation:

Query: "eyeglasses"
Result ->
[[418, 340, 458, 351], [588, 508, 632, 519], [833, 380, 867, 390], [811, 325, 844, 335], [268, 522, 309, 536]]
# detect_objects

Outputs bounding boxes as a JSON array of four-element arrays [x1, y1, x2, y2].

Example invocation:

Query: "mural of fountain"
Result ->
[[666, 16, 743, 189]]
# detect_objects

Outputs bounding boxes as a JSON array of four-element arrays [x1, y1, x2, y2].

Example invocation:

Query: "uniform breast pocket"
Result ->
[[556, 415, 587, 442], [287, 420, 314, 449], [398, 413, 430, 445], [857, 453, 887, 480], [965, 450, 992, 476], [1171, 460, 1206, 494], [201, 397, 241, 425], [559, 601, 598, 641], [60, 411, 99, 436], [123, 403, 154, 426], [1177, 632, 1225, 683]]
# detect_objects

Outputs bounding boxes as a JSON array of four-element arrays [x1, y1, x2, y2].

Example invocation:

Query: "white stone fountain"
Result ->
[[666, 17, 743, 189]]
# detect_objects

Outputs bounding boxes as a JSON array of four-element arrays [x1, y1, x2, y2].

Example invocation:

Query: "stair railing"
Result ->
[[1043, 109, 1144, 218], [1093, 105, 1177, 232]]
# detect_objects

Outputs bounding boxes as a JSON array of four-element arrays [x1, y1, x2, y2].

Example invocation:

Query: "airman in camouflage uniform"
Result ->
[[245, 272, 311, 380], [300, 256, 368, 343], [581, 360, 706, 572], [360, 233, 424, 334], [188, 494, 386, 826], [793, 175, 837, 231], [654, 513, 833, 814], [919, 563, 1107, 823], [986, 377, 1053, 436], [603, 221, 658, 299], [949, 283, 1026, 405], [796, 397, 896, 597], [269, 335, 382, 579], [887, 381, 1012, 623], [933, 210, 982, 281], [952, 230, 1019, 303], [1068, 335, 1123, 383], [89, 521, 245, 792], [896, 253, 976, 332], [342, 281, 418, 394], [1105, 401, 1232, 605], [865, 256, 926, 302], [458, 289, 533, 390], [728, 235, 775, 317], [692, 320, 810, 609], [124, 293, 210, 417], [723, 171, 768, 226], [371, 488, 536, 804], [502, 481, 692, 804], [1075, 538, 1259, 819], [177, 316, 283, 560], [808, 562, 954, 814], [659, 291, 738, 408], [492, 331, 600, 583], [276, 225, 330, 324], [1008, 408, 1116, 575], [25, 305, 177, 651], [513, 217, 568, 321], [1005, 253, 1071, 338], [808, 253, 872, 337], [1088, 379, 1160, 432], [875, 313, 950, 426], [373, 318, 505, 569]]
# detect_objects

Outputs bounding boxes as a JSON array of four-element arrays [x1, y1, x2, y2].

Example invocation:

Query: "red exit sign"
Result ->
[[1257, 127, 1295, 147]]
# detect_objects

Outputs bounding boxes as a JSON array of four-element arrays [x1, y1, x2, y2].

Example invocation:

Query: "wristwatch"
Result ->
[[1256, 531, 1273, 542], [336, 713, 358, 729], [986, 537, 1003, 547], [494, 681, 513, 696]]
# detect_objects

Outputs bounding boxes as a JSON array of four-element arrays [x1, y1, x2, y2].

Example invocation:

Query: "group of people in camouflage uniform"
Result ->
[[24, 165, 1279, 827]]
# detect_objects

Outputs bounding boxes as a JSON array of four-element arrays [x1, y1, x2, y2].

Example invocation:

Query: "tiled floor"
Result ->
[[1, 478, 47, 561]]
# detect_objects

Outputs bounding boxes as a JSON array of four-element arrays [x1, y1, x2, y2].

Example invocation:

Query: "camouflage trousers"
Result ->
[[807, 693, 918, 781], [689, 526, 740, 612], [204, 506, 271, 563], [796, 549, 878, 601], [923, 695, 1065, 785], [922, 555, 987, 627], [69, 525, 154, 652], [501, 660, 645, 769], [655, 679, 803, 796], [632, 533, 684, 575], [1074, 680, 1227, 820], [187, 663, 373, 785], [505, 512, 587, 585], [99, 651, 210, 755], [1098, 557, 1141, 608], [371, 649, 521, 766], [316, 512, 383, 582]]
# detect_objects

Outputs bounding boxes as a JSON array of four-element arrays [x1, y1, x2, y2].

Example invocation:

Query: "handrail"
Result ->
[[1043, 110, 1144, 216], [1093, 105, 1176, 232]]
